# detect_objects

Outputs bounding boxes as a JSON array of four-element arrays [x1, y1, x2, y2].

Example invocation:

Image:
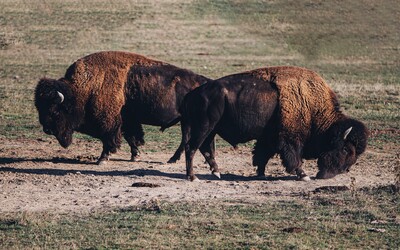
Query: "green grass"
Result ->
[[1, 0, 399, 146], [0, 186, 398, 249], [0, 1, 399, 248], [192, 0, 400, 83]]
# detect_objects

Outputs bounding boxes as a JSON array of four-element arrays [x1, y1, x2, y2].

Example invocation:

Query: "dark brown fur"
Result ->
[[180, 66, 368, 181], [35, 51, 209, 163]]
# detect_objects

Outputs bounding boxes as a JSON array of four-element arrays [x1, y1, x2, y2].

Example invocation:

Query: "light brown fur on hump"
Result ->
[[65, 51, 165, 130], [250, 66, 342, 139]]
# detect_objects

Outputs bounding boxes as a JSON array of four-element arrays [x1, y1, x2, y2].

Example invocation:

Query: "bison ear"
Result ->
[[57, 91, 64, 104], [343, 127, 353, 140]]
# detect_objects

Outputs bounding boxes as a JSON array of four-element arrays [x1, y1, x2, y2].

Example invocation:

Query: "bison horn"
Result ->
[[343, 127, 353, 140], [57, 91, 64, 103]]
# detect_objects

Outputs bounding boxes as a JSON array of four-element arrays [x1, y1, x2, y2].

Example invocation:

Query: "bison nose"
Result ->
[[343, 165, 351, 173], [43, 127, 53, 135]]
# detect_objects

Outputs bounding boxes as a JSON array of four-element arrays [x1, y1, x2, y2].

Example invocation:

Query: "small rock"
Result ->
[[131, 182, 161, 188], [371, 220, 388, 225], [313, 186, 350, 193], [367, 228, 386, 233]]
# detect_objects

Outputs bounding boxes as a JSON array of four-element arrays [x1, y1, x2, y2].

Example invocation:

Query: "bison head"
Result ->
[[35, 78, 77, 148], [316, 118, 368, 179]]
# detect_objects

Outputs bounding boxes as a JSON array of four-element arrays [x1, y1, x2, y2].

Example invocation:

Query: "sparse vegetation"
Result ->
[[1, 0, 399, 143], [0, 0, 399, 248], [0, 186, 398, 249]]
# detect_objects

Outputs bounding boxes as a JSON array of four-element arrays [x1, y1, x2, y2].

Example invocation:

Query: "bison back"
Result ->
[[181, 74, 279, 146], [214, 74, 279, 144], [125, 64, 208, 126]]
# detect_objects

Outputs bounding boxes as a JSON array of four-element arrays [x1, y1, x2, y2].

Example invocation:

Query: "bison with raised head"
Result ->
[[179, 66, 368, 181], [35, 51, 209, 164]]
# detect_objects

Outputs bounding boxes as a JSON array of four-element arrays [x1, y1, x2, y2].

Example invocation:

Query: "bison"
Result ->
[[178, 66, 368, 181], [35, 51, 209, 164]]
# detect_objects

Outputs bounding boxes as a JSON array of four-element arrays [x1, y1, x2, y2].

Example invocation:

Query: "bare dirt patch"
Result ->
[[0, 138, 396, 214]]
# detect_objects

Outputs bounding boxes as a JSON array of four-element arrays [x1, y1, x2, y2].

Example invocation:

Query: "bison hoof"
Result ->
[[300, 176, 311, 182], [188, 175, 199, 182], [97, 159, 108, 165], [167, 158, 178, 164], [212, 171, 221, 179], [130, 156, 140, 162]]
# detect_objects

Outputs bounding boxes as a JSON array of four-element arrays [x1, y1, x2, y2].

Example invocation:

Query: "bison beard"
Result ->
[[34, 51, 210, 164], [180, 66, 368, 181]]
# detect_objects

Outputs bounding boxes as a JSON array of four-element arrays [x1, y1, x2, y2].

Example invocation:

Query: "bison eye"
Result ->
[[343, 146, 349, 154]]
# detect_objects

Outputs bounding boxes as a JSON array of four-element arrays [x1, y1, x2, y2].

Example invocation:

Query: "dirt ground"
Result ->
[[0, 137, 397, 214]]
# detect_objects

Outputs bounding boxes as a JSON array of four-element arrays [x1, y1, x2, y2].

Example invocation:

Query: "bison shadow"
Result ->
[[0, 157, 165, 166], [0, 166, 136, 177], [0, 166, 301, 181], [0, 157, 93, 165], [0, 157, 302, 181], [222, 173, 301, 181], [0, 167, 224, 180], [113, 159, 165, 165], [128, 169, 233, 181], [129, 169, 301, 181]]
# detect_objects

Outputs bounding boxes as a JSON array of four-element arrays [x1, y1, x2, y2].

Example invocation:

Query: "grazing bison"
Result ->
[[35, 51, 209, 164], [179, 66, 368, 181]]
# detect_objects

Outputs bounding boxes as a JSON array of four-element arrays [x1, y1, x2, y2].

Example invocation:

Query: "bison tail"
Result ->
[[160, 117, 181, 132]]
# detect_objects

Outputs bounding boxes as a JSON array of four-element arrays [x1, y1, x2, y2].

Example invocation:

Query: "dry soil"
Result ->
[[0, 137, 397, 214]]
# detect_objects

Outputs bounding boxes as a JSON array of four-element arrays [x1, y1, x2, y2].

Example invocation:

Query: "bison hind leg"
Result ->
[[168, 120, 191, 163], [167, 142, 183, 163], [199, 132, 220, 178], [185, 125, 218, 181]]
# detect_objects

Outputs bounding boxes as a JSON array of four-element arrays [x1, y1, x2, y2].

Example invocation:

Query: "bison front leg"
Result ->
[[279, 139, 310, 181], [97, 147, 111, 165], [252, 138, 276, 178], [122, 120, 145, 162], [124, 137, 142, 162], [97, 129, 122, 165], [121, 108, 146, 161]]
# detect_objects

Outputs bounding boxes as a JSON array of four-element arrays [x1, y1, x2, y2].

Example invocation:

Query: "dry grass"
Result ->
[[1, 0, 399, 141], [0, 186, 398, 249], [0, 1, 399, 247], [0, 0, 398, 189]]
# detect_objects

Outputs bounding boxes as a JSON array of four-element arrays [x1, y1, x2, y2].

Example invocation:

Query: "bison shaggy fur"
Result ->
[[180, 66, 368, 181], [35, 51, 209, 164]]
